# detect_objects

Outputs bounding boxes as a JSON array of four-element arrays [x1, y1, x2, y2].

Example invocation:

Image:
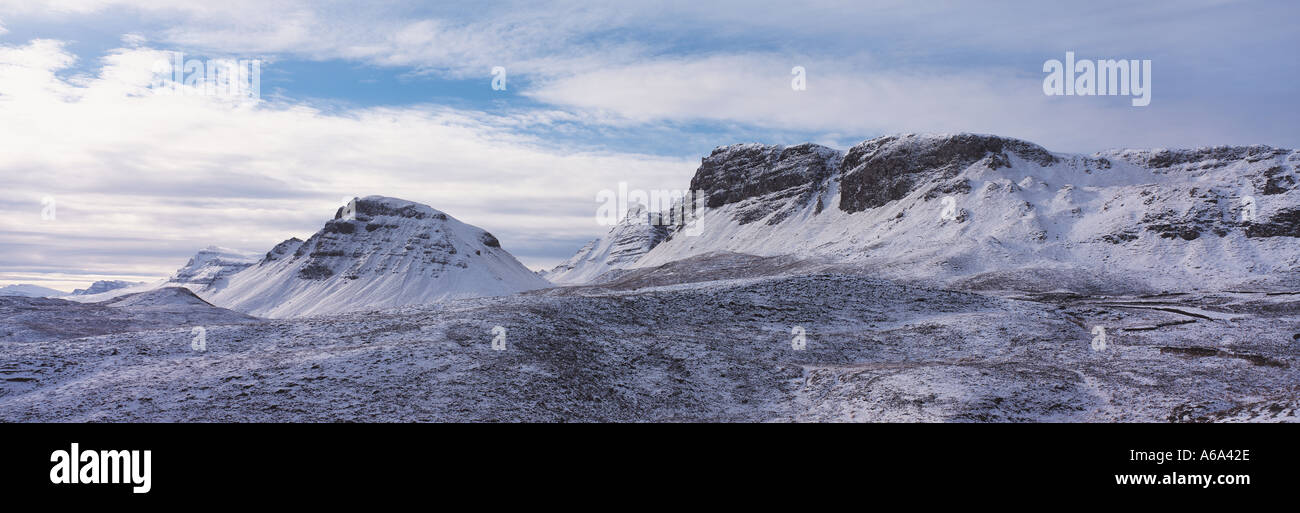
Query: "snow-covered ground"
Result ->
[[1, 264, 1295, 422]]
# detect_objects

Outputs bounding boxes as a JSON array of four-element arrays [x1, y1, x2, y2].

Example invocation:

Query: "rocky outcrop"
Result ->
[[839, 133, 1057, 213], [1246, 208, 1300, 238], [690, 143, 840, 225]]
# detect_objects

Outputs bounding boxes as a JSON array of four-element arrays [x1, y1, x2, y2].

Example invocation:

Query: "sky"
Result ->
[[1, 0, 1297, 291]]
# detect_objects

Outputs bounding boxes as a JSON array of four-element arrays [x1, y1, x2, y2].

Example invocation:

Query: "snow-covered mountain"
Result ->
[[71, 280, 143, 296], [543, 202, 669, 284], [203, 196, 549, 318], [555, 133, 1299, 293], [60, 246, 258, 303], [0, 284, 66, 297], [167, 246, 259, 293]]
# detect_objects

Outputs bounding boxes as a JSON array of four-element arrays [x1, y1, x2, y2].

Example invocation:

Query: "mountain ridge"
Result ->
[[553, 132, 1299, 292]]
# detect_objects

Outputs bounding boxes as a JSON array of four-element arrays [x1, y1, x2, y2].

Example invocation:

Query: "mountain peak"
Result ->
[[208, 195, 547, 317], [336, 195, 446, 221]]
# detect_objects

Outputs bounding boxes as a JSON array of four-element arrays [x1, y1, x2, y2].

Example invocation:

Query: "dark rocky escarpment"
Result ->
[[689, 143, 840, 225], [687, 134, 1082, 222], [838, 133, 1057, 213]]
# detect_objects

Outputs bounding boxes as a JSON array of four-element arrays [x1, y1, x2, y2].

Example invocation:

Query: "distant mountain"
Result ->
[[71, 280, 144, 296], [59, 246, 259, 304], [167, 246, 259, 293], [543, 202, 669, 285], [552, 133, 1300, 293], [204, 196, 549, 317], [0, 284, 66, 297]]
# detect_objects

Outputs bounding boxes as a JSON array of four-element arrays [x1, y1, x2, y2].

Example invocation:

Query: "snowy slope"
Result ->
[[561, 133, 1300, 293], [543, 202, 669, 284], [204, 196, 550, 318], [4, 274, 1296, 421]]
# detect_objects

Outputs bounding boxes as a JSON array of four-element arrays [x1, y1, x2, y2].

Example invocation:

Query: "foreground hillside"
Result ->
[[2, 266, 1294, 422]]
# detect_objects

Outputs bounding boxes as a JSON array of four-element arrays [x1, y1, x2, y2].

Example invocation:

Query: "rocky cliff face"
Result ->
[[691, 143, 841, 224], [838, 133, 1058, 213]]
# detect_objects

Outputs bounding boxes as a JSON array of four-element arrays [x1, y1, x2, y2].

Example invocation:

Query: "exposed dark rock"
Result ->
[[691, 143, 839, 208], [1245, 208, 1300, 238], [343, 197, 431, 220], [1140, 198, 1242, 241], [1101, 231, 1139, 244], [323, 220, 356, 234], [924, 178, 973, 200], [839, 134, 1056, 213], [297, 262, 334, 280], [1260, 166, 1296, 195]]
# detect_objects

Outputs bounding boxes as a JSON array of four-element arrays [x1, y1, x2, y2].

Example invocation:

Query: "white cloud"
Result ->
[[0, 40, 696, 285], [3, 1, 1293, 152], [120, 32, 146, 46], [523, 53, 1279, 152]]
